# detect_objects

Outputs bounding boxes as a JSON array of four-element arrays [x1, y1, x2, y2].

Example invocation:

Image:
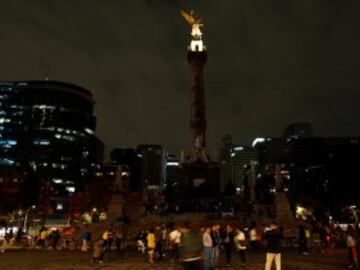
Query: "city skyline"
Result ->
[[1, 1, 360, 153]]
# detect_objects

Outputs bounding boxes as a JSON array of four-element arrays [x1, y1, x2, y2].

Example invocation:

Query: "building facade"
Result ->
[[252, 126, 360, 211], [137, 145, 165, 191], [0, 81, 103, 210]]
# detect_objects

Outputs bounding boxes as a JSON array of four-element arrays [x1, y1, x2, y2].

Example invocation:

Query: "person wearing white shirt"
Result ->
[[234, 228, 247, 265], [169, 228, 181, 261], [203, 227, 214, 270]]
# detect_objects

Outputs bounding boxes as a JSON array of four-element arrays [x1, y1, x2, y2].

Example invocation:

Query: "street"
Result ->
[[0, 248, 349, 270]]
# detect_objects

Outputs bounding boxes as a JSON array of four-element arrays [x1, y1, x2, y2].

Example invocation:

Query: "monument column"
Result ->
[[179, 10, 220, 198], [181, 10, 208, 163], [188, 50, 207, 153]]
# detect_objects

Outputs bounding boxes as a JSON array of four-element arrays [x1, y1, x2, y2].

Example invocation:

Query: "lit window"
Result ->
[[0, 158, 15, 165], [33, 139, 50, 145], [52, 179, 63, 184], [166, 162, 179, 166], [0, 118, 11, 124], [66, 186, 75, 193]]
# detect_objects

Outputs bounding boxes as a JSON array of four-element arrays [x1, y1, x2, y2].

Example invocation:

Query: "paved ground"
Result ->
[[0, 249, 349, 270]]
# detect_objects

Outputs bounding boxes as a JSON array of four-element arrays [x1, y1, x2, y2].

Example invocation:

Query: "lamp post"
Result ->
[[23, 205, 36, 233]]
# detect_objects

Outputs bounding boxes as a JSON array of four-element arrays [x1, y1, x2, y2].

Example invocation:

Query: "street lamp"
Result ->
[[23, 205, 36, 233]]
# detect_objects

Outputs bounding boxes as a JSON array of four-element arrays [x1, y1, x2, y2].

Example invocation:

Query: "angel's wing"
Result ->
[[180, 10, 195, 25]]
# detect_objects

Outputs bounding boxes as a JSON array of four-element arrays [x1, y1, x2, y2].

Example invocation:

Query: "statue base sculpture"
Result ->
[[181, 159, 221, 199]]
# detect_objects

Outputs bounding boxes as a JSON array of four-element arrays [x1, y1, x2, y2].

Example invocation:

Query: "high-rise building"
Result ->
[[110, 148, 141, 191], [219, 135, 257, 194], [0, 81, 103, 210], [230, 145, 257, 192], [252, 126, 360, 210], [165, 154, 181, 188], [137, 145, 165, 191]]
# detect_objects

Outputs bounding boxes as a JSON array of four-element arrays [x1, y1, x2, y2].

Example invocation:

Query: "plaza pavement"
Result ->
[[0, 248, 349, 270]]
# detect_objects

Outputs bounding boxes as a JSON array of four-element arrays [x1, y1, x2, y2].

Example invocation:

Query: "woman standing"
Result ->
[[234, 228, 247, 265]]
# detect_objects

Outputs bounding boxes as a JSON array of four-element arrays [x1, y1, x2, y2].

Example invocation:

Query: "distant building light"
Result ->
[[56, 203, 63, 211], [62, 135, 75, 141], [147, 185, 160, 190], [0, 118, 11, 124], [252, 138, 265, 148], [7, 140, 17, 145], [66, 186, 75, 193], [0, 158, 15, 165], [54, 134, 61, 139], [231, 153, 236, 157], [167, 162, 179, 166], [33, 139, 50, 145], [33, 104, 55, 110], [137, 154, 143, 158], [233, 146, 244, 151], [84, 128, 94, 135], [52, 179, 63, 184]]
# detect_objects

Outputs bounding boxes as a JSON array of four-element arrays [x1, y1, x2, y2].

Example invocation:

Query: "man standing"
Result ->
[[52, 229, 60, 250], [264, 222, 282, 270], [202, 226, 213, 270], [210, 224, 220, 267], [222, 225, 235, 267], [179, 221, 202, 270]]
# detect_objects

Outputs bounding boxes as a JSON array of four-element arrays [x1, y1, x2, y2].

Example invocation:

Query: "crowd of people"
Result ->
[[1, 216, 360, 269], [132, 220, 360, 270]]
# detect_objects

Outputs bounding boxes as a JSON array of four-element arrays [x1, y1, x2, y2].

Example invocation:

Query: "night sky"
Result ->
[[1, 0, 360, 155]]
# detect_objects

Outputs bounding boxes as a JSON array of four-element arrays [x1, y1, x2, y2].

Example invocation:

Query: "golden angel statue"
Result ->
[[180, 10, 203, 40]]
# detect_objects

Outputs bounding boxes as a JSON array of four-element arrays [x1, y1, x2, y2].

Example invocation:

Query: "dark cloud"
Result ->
[[1, 0, 360, 154]]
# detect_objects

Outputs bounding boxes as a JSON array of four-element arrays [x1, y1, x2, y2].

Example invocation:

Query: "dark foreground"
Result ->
[[0, 249, 349, 270]]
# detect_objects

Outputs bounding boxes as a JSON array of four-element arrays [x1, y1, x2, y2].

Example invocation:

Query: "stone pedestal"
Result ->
[[274, 164, 296, 228], [276, 192, 296, 227], [181, 160, 220, 199], [108, 194, 124, 222]]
